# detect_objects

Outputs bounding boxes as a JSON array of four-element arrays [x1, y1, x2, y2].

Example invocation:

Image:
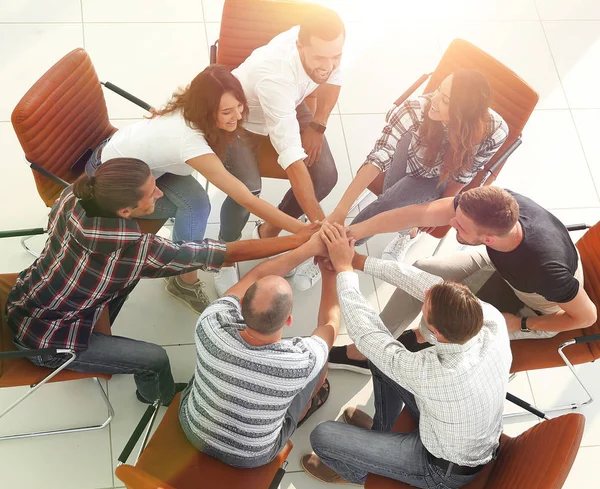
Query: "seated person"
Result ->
[[331, 186, 597, 373], [295, 69, 508, 290], [228, 7, 345, 290], [86, 65, 307, 308], [178, 232, 340, 468], [302, 223, 511, 488], [6, 159, 315, 406]]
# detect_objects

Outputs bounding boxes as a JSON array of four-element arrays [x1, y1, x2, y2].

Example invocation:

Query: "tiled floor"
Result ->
[[0, 0, 598, 488]]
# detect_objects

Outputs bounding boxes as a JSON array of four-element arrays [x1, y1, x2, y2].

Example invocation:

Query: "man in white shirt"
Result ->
[[301, 223, 511, 488], [227, 8, 345, 240]]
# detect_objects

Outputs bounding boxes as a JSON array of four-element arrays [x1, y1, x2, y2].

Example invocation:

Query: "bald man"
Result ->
[[178, 232, 340, 469]]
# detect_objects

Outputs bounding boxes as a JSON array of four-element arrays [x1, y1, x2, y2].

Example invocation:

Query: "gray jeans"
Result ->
[[310, 363, 480, 488], [224, 102, 338, 221], [351, 134, 446, 244]]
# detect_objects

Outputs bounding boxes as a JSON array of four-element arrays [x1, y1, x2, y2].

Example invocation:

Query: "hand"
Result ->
[[305, 227, 329, 257], [294, 222, 321, 244], [502, 312, 521, 333], [301, 126, 324, 167], [316, 256, 336, 274], [320, 222, 356, 273], [325, 207, 347, 226], [419, 226, 436, 235]]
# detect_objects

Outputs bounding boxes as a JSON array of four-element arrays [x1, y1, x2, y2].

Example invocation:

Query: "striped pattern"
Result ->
[[6, 188, 226, 351], [180, 296, 327, 460]]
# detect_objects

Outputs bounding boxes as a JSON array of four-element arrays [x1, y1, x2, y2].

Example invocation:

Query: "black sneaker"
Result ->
[[328, 345, 370, 375], [136, 382, 188, 407]]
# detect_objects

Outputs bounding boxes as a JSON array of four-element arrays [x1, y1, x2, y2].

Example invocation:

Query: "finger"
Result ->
[[333, 222, 347, 238], [321, 226, 336, 243]]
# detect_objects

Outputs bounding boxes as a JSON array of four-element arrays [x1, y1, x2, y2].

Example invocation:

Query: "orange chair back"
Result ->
[[11, 48, 116, 208], [116, 392, 293, 489], [366, 410, 584, 489], [216, 0, 324, 70], [0, 273, 111, 387]]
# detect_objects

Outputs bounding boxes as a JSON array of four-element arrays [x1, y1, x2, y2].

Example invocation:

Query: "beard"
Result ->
[[299, 53, 332, 84], [456, 233, 483, 246]]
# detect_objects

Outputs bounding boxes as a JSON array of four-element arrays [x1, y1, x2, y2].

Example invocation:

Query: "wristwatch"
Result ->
[[308, 120, 327, 134], [520, 317, 531, 333]]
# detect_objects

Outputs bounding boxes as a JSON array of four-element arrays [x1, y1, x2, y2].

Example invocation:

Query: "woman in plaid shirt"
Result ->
[[6, 158, 314, 405]]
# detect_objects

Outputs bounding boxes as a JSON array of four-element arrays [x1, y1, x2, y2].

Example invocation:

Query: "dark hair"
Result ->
[[153, 64, 248, 159], [241, 282, 293, 335], [427, 282, 484, 344], [420, 69, 492, 182], [298, 7, 345, 46], [72, 158, 151, 214], [458, 186, 519, 236]]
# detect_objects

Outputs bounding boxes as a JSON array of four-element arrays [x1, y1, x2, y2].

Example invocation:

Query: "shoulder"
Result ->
[[200, 295, 242, 321], [385, 95, 427, 126], [487, 109, 508, 139]]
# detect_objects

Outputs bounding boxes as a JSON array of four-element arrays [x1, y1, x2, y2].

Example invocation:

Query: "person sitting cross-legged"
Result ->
[[301, 223, 512, 488], [178, 232, 340, 468]]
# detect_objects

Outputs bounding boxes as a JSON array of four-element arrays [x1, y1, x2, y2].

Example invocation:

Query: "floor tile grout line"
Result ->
[[107, 380, 116, 488], [200, 0, 211, 59]]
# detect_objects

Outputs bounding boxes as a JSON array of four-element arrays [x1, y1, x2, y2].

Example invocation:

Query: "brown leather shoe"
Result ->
[[301, 454, 357, 485], [343, 407, 374, 430]]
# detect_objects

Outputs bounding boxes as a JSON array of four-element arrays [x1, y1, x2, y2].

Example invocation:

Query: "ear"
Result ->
[[296, 39, 303, 52], [116, 208, 132, 219], [482, 235, 495, 246], [285, 315, 293, 328]]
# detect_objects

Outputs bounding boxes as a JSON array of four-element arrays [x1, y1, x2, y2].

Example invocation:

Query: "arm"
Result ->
[[328, 163, 381, 223], [310, 262, 341, 349], [302, 84, 340, 166], [348, 197, 456, 241], [225, 232, 325, 298], [506, 287, 597, 334], [186, 154, 305, 233], [285, 161, 325, 221]]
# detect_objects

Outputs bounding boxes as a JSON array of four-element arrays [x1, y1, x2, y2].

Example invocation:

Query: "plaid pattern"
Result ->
[[337, 257, 512, 466], [365, 94, 508, 184], [6, 188, 226, 352]]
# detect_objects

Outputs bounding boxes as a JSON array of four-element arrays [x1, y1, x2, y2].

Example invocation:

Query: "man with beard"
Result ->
[[327, 186, 597, 373], [215, 7, 345, 293]]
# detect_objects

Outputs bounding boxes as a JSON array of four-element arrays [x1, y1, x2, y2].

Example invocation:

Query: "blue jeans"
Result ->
[[310, 364, 479, 488], [351, 134, 446, 245]]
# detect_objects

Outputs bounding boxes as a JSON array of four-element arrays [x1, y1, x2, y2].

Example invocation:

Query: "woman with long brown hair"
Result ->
[[294, 69, 508, 291], [86, 65, 306, 311]]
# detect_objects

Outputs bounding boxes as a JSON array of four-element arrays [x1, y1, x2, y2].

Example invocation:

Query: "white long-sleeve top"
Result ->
[[337, 257, 512, 466]]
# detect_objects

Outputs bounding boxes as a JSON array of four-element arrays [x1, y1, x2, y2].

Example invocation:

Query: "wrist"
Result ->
[[335, 264, 354, 274]]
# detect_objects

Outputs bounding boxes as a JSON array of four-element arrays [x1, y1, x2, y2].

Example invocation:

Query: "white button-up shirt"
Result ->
[[338, 257, 512, 467], [232, 26, 342, 170]]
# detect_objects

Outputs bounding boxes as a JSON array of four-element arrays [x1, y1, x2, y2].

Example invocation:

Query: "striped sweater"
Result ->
[[179, 295, 327, 461]]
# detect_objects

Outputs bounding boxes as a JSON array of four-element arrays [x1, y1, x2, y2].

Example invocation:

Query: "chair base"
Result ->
[[0, 376, 114, 441], [505, 340, 594, 419], [21, 234, 41, 258]]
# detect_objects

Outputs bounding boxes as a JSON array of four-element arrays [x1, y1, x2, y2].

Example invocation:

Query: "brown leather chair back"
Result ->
[[11, 48, 116, 208], [366, 410, 584, 489], [116, 393, 293, 489], [216, 0, 325, 70]]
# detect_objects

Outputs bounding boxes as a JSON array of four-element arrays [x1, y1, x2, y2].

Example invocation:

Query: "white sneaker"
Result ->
[[382, 233, 414, 262], [293, 259, 321, 291], [253, 221, 296, 278], [214, 265, 240, 297]]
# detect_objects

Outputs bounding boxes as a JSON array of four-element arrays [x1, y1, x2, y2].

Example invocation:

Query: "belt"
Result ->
[[428, 444, 499, 477]]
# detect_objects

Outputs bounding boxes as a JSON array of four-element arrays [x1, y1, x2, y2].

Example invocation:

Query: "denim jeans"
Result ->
[[224, 102, 338, 222], [310, 364, 479, 488], [351, 134, 446, 245], [15, 293, 177, 405]]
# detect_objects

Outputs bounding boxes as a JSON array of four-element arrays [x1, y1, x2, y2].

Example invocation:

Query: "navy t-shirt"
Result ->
[[454, 190, 580, 304]]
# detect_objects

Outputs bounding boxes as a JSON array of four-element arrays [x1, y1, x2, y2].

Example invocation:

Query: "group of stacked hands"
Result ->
[[4, 5, 598, 489]]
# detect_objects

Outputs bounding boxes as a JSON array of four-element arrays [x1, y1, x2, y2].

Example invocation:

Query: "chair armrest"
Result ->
[[566, 224, 589, 232], [574, 333, 600, 345], [0, 228, 46, 239], [115, 464, 175, 489], [210, 40, 218, 64], [101, 82, 154, 112], [117, 402, 160, 464], [268, 464, 288, 489], [393, 73, 432, 106], [0, 347, 67, 360], [480, 137, 522, 186]]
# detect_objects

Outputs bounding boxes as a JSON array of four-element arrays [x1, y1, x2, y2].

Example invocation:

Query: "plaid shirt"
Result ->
[[6, 188, 226, 352], [365, 94, 508, 184], [338, 257, 512, 466]]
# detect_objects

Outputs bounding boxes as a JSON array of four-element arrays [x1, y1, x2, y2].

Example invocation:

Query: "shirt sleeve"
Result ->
[[534, 262, 581, 304], [140, 236, 226, 278], [255, 76, 308, 170], [454, 112, 508, 184], [337, 271, 426, 393], [297, 335, 329, 382], [364, 99, 423, 172]]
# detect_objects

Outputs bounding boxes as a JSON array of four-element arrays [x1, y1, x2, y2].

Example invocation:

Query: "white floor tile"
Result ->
[[562, 446, 600, 489], [536, 0, 600, 21], [82, 0, 204, 23], [338, 22, 442, 115], [494, 110, 599, 209], [84, 23, 209, 119], [340, 114, 387, 175], [571, 109, 600, 198], [437, 21, 567, 109], [543, 21, 600, 109], [202, 0, 225, 22], [0, 0, 81, 23], [0, 24, 84, 122], [283, 470, 364, 489], [527, 363, 600, 447]]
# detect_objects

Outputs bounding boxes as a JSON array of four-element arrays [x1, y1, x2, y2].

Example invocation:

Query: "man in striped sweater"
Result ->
[[178, 231, 340, 468]]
